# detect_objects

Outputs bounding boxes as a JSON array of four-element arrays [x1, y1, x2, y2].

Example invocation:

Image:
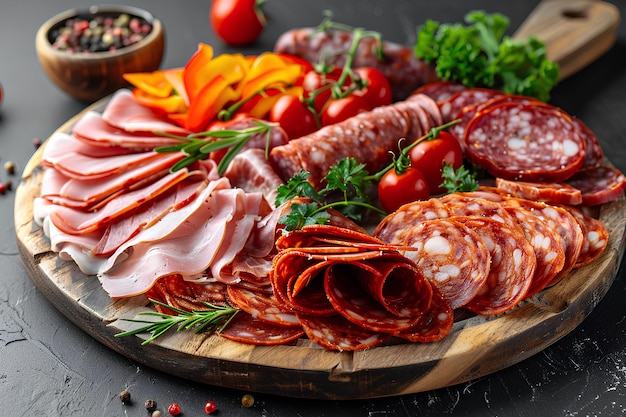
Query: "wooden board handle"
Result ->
[[513, 0, 620, 80]]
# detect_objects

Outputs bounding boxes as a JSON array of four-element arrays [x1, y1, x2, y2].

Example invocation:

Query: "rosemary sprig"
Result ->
[[154, 120, 276, 175], [115, 299, 239, 345]]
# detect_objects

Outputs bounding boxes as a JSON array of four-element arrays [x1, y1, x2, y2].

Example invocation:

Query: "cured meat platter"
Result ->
[[15, 0, 626, 400]]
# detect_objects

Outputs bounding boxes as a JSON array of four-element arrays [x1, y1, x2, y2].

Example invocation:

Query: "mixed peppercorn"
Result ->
[[49, 13, 152, 53]]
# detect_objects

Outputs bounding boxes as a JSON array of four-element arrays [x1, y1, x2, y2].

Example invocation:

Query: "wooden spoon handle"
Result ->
[[513, 0, 620, 80]]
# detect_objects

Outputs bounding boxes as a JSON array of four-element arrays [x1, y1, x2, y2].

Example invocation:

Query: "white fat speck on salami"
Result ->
[[402, 218, 491, 309], [464, 102, 586, 182]]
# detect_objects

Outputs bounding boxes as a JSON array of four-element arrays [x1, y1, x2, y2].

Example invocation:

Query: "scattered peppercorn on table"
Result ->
[[2, 0, 626, 415]]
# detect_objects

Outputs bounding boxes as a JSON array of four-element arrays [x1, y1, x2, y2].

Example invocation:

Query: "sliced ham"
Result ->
[[102, 89, 191, 135], [98, 185, 261, 297], [42, 132, 173, 180], [73, 111, 184, 149]]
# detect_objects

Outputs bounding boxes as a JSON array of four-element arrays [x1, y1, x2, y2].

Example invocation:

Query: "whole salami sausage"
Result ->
[[269, 97, 437, 187], [464, 102, 587, 182], [274, 28, 439, 101]]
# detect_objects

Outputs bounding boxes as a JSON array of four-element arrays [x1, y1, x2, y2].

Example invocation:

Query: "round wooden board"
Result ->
[[14, 100, 626, 400]]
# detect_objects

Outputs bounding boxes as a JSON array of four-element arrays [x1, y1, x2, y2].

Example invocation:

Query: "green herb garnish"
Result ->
[[439, 162, 480, 193], [115, 299, 239, 345], [414, 11, 559, 101], [154, 120, 276, 175]]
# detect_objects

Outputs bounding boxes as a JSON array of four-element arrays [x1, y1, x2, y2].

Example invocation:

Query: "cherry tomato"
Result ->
[[269, 95, 319, 139], [302, 68, 350, 112], [321, 95, 371, 126], [210, 0, 266, 46], [378, 167, 430, 213], [409, 131, 464, 195], [353, 67, 392, 109]]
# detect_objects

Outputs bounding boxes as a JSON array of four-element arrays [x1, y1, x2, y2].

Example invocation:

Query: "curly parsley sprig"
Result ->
[[154, 120, 276, 175], [276, 121, 473, 231], [415, 11, 559, 101], [115, 299, 239, 345]]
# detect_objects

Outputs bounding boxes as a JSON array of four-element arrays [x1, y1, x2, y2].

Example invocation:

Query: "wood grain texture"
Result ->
[[512, 0, 620, 80], [14, 100, 626, 399]]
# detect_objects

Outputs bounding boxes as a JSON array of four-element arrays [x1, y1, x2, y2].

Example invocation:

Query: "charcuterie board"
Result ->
[[15, 0, 625, 400]]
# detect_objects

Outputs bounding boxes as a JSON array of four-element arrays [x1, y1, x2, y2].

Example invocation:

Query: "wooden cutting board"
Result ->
[[14, 0, 624, 400]]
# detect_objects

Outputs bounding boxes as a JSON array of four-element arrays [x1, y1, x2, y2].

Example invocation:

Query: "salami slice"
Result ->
[[503, 198, 584, 286], [407, 92, 444, 126], [412, 81, 467, 103], [464, 102, 587, 182], [573, 118, 604, 168], [226, 285, 301, 327], [561, 205, 609, 267], [455, 216, 536, 315], [394, 284, 454, 343], [566, 165, 626, 206], [146, 274, 228, 314], [495, 177, 583, 206], [219, 313, 305, 346], [438, 88, 504, 123], [296, 313, 391, 351], [373, 198, 449, 245], [439, 193, 519, 231], [402, 218, 491, 309], [500, 205, 565, 296]]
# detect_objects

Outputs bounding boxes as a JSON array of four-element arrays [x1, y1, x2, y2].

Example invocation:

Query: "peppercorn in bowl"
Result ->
[[36, 4, 164, 102]]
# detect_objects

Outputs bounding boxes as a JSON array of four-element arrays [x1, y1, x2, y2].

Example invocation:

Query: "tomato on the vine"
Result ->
[[377, 167, 430, 213], [321, 95, 371, 126], [302, 68, 350, 113], [210, 0, 266, 46], [269, 94, 319, 139], [352, 67, 392, 109], [409, 131, 464, 194]]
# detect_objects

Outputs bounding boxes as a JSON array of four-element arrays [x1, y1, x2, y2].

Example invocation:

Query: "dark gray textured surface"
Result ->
[[1, 1, 626, 415]]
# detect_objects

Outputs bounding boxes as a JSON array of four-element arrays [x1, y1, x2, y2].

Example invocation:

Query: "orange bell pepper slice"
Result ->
[[184, 44, 248, 104], [185, 75, 239, 132]]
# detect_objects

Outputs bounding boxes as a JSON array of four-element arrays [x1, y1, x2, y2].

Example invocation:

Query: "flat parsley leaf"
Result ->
[[440, 162, 480, 193], [278, 202, 331, 231], [322, 157, 373, 199], [275, 170, 322, 207]]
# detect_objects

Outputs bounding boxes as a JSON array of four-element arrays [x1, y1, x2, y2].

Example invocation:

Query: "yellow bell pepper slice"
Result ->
[[131, 88, 187, 115], [163, 68, 189, 106], [123, 70, 174, 98], [242, 86, 304, 119]]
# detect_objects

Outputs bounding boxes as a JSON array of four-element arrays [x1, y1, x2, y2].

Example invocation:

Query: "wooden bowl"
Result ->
[[35, 5, 165, 102]]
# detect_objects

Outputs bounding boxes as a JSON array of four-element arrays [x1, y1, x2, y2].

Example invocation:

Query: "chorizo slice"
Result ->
[[499, 205, 566, 297], [503, 198, 584, 286], [219, 313, 305, 346], [373, 197, 449, 245], [454, 216, 536, 315], [226, 285, 301, 327], [561, 205, 609, 268], [402, 218, 491, 309], [324, 255, 432, 333], [495, 177, 583, 206], [297, 313, 391, 351], [394, 283, 454, 343]]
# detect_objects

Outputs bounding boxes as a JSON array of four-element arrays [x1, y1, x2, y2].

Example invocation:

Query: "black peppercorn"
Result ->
[[145, 399, 157, 412], [119, 390, 131, 403]]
